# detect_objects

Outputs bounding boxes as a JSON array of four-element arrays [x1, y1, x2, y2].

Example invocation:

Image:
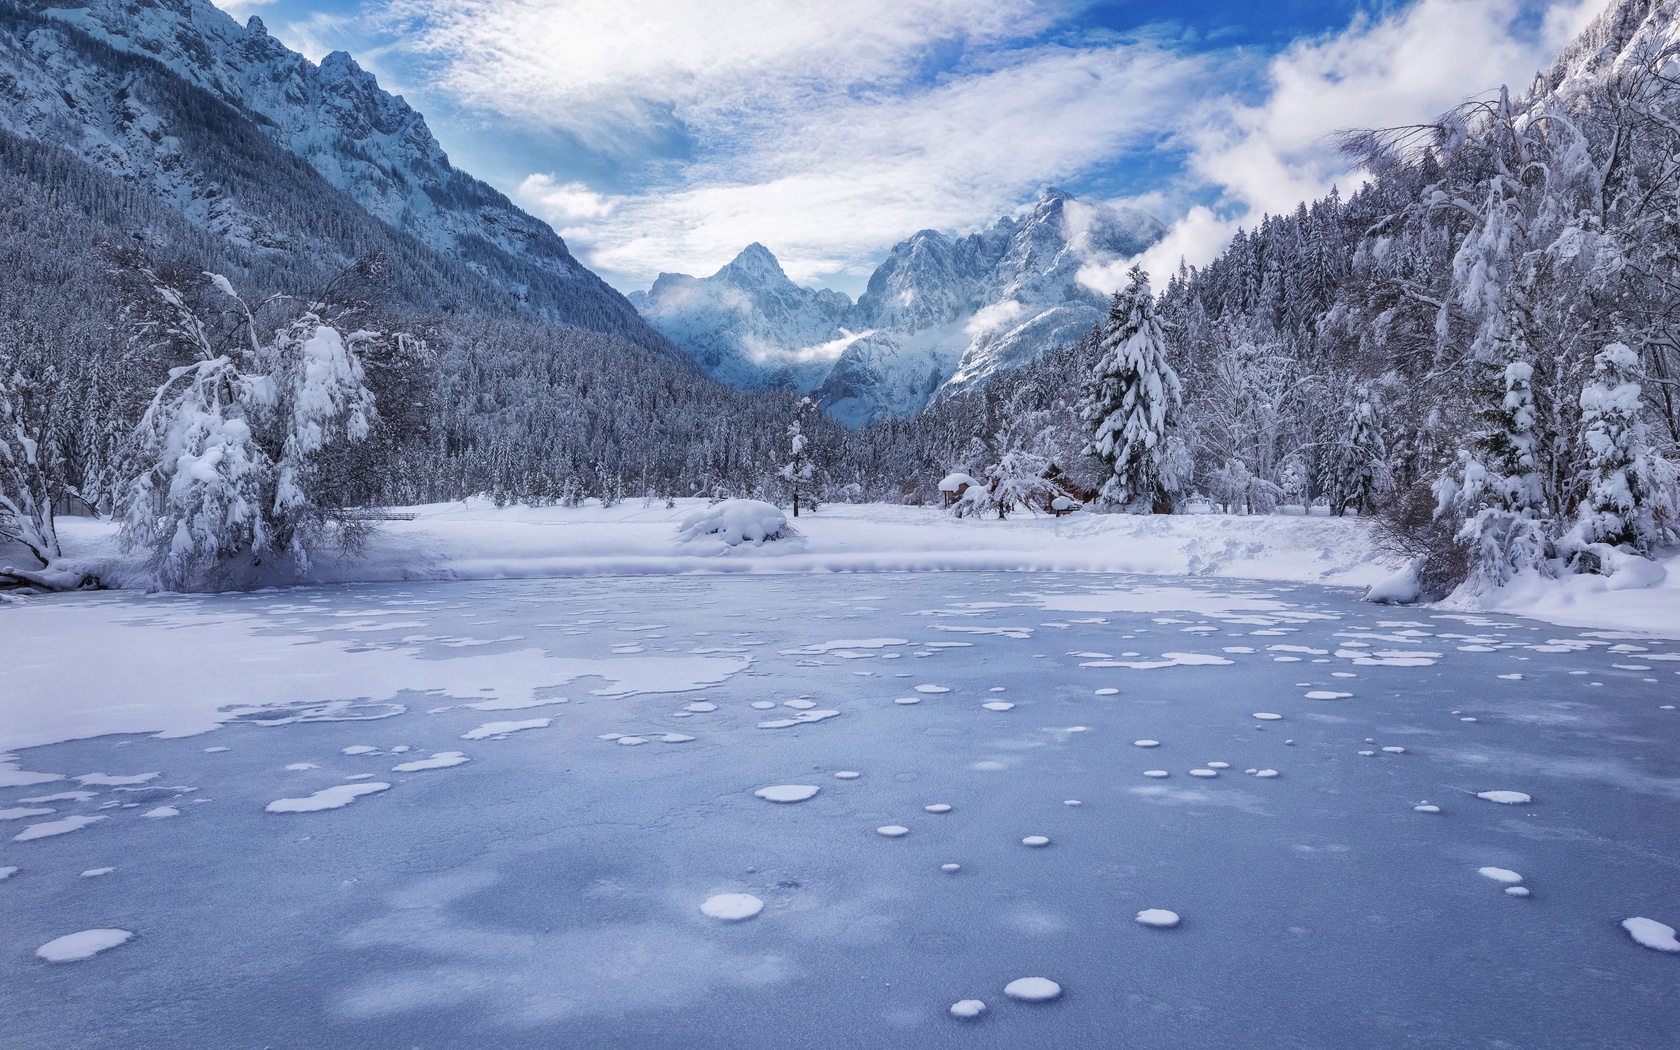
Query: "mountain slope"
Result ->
[[632, 189, 1166, 424], [9, 0, 676, 354]]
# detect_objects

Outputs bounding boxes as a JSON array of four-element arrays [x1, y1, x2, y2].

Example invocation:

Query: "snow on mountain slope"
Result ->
[[12, 0, 673, 352], [628, 243, 853, 390], [633, 188, 1165, 423]]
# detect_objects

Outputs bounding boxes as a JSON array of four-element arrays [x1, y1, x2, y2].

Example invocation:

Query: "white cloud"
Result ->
[[385, 0, 1611, 289], [512, 38, 1212, 286], [518, 175, 617, 222]]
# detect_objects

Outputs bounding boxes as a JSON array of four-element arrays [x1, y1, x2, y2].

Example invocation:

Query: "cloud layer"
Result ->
[[373, 0, 1610, 292]]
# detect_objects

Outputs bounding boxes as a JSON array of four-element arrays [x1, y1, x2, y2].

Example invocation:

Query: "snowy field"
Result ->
[[3, 571, 1677, 1048]]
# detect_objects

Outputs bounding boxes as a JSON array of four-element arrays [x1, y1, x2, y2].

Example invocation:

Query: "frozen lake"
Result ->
[[3, 573, 1676, 1048]]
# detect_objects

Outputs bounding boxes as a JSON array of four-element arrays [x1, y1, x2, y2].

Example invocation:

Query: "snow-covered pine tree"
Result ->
[[1327, 384, 1386, 516], [1572, 343, 1658, 556], [1436, 316, 1552, 594], [779, 397, 817, 516], [121, 271, 382, 589], [0, 369, 61, 568], [1080, 267, 1184, 512]]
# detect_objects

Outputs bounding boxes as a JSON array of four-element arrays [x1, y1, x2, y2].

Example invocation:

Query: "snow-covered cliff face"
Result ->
[[633, 189, 1165, 424], [7, 0, 671, 352]]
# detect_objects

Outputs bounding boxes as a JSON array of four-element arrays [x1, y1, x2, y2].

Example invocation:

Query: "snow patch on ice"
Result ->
[[265, 783, 391, 813], [36, 929, 132, 962]]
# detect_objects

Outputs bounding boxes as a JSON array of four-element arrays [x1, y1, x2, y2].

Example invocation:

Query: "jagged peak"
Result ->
[[245, 15, 267, 36], [717, 242, 790, 285]]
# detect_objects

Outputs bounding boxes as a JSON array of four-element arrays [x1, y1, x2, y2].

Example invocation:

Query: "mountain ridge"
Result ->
[[631, 188, 1166, 424], [8, 0, 677, 354]]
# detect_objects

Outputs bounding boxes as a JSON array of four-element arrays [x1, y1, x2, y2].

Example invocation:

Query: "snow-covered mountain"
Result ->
[[632, 189, 1166, 425], [627, 244, 852, 390], [3, 0, 674, 353]]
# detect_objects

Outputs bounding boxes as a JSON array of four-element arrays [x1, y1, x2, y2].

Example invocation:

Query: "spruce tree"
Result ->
[[1574, 343, 1655, 553], [1328, 384, 1386, 516], [1080, 267, 1183, 511]]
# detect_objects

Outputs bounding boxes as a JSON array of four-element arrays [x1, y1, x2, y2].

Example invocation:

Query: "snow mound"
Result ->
[[1365, 558, 1423, 604], [676, 500, 800, 551], [1477, 790, 1531, 805], [1003, 977, 1062, 1001], [36, 929, 133, 962], [701, 893, 763, 921], [949, 998, 987, 1019], [754, 784, 820, 803], [1135, 909, 1181, 928], [1479, 866, 1523, 884], [1622, 917, 1680, 952]]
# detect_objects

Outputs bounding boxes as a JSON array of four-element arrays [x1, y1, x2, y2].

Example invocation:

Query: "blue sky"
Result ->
[[216, 0, 1605, 296]]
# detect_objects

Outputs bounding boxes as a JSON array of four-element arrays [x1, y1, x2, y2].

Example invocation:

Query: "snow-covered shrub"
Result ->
[[676, 499, 799, 549], [949, 451, 1063, 519], [120, 272, 382, 589]]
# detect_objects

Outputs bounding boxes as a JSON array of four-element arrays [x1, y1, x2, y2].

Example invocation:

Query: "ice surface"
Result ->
[[265, 783, 391, 813], [1135, 909, 1181, 928], [35, 929, 132, 962], [3, 572, 1676, 1048], [1621, 917, 1680, 952], [1003, 977, 1062, 1001], [700, 893, 763, 921], [754, 785, 820, 803]]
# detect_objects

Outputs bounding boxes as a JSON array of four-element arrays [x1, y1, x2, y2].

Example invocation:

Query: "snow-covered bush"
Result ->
[[675, 499, 799, 550], [120, 272, 382, 589], [948, 451, 1064, 519]]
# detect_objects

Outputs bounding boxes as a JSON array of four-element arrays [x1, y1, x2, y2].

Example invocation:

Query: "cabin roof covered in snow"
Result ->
[[940, 473, 981, 492]]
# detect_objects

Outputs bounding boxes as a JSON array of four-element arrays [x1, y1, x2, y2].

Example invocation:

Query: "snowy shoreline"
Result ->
[[23, 498, 1678, 639]]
